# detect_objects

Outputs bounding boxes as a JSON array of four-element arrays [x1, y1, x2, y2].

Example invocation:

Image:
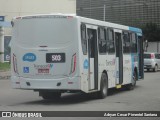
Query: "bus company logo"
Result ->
[[23, 53, 36, 62], [34, 64, 53, 70], [106, 59, 115, 66], [2, 112, 11, 117], [83, 59, 89, 69]]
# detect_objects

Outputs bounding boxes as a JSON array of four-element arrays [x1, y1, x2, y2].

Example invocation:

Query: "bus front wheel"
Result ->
[[98, 73, 108, 99], [126, 71, 137, 90]]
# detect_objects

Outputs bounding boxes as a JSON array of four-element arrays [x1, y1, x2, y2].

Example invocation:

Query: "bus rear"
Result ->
[[11, 15, 81, 96]]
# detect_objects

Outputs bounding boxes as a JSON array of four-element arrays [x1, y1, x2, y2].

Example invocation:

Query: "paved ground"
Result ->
[[0, 70, 10, 80], [0, 70, 160, 119]]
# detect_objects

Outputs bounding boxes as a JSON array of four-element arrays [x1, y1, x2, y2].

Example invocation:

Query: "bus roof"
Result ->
[[129, 27, 142, 36], [13, 13, 142, 35]]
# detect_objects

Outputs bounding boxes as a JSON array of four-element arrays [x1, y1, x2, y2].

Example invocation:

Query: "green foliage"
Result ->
[[0, 52, 3, 55], [142, 22, 160, 42], [0, 62, 10, 71]]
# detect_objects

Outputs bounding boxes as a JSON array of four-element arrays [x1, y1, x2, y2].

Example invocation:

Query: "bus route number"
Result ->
[[52, 55, 61, 62]]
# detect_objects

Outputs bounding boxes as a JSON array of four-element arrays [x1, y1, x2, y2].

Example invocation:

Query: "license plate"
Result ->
[[46, 53, 65, 63], [38, 69, 49, 73]]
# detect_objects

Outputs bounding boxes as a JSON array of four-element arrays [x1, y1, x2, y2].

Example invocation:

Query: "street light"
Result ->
[[103, 4, 106, 21], [144, 40, 148, 52]]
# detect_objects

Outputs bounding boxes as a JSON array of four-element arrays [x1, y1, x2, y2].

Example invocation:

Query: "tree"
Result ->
[[0, 52, 3, 55], [142, 22, 160, 42]]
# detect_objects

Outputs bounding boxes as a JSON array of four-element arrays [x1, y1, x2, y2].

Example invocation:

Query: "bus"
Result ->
[[11, 14, 144, 99]]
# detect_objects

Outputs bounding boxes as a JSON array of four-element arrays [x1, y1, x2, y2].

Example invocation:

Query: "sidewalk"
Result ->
[[0, 70, 11, 80]]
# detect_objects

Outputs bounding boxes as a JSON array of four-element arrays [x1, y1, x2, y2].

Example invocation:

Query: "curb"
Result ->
[[0, 70, 11, 80], [0, 76, 11, 80]]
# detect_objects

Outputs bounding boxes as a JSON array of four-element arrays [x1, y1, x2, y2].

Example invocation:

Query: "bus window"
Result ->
[[123, 32, 131, 54], [131, 33, 137, 53], [108, 29, 115, 54], [98, 27, 107, 54], [81, 24, 87, 55]]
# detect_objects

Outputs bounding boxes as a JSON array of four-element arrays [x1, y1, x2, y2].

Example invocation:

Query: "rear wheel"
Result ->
[[126, 71, 137, 90], [40, 92, 61, 100], [153, 65, 158, 72], [97, 73, 108, 99]]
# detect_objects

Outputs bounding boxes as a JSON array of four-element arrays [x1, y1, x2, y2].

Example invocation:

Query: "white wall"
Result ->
[[0, 0, 76, 35], [0, 0, 76, 62], [146, 42, 160, 53]]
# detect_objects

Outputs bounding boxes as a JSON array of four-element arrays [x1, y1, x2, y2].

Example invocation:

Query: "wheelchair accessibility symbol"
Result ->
[[23, 67, 29, 73]]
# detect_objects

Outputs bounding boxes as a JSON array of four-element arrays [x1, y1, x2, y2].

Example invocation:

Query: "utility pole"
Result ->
[[103, 4, 106, 21]]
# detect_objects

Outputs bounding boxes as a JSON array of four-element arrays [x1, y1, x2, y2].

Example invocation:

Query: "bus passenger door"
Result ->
[[87, 28, 98, 90], [115, 30, 123, 85]]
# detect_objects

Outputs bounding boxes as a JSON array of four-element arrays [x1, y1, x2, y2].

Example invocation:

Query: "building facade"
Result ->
[[0, 0, 76, 62], [0, 0, 76, 35], [76, 0, 160, 28]]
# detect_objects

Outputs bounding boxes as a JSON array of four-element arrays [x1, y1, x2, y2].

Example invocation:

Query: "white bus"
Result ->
[[11, 14, 144, 99]]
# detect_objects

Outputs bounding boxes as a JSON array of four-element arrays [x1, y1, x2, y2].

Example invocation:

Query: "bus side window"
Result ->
[[98, 27, 107, 54], [123, 31, 131, 54], [107, 29, 115, 54], [158, 54, 160, 59], [81, 24, 87, 55], [131, 33, 137, 53]]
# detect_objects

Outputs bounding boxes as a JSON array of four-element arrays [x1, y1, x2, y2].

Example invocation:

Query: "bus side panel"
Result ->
[[131, 53, 139, 81], [105, 55, 116, 88], [123, 54, 132, 85], [77, 20, 89, 93], [11, 17, 82, 91]]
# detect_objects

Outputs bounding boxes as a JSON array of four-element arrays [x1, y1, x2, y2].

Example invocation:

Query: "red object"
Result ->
[[151, 53, 155, 59]]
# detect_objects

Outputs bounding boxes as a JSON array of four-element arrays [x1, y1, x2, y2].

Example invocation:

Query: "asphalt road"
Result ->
[[0, 71, 160, 119]]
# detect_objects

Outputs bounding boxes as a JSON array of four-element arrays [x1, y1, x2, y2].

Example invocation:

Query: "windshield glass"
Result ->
[[14, 18, 76, 47], [144, 54, 151, 59]]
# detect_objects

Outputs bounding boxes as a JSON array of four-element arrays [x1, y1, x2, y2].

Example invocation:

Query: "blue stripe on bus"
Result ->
[[129, 27, 142, 36]]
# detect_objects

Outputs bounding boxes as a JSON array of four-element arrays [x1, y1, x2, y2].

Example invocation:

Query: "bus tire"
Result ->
[[98, 73, 108, 99], [41, 92, 61, 100], [126, 71, 137, 90], [153, 65, 158, 72]]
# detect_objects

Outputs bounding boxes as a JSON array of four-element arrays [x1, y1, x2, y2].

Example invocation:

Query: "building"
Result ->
[[76, 0, 160, 28], [0, 0, 76, 62], [0, 0, 76, 35]]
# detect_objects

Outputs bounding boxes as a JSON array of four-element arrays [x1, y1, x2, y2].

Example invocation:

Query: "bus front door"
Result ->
[[115, 31, 123, 85], [87, 28, 98, 90]]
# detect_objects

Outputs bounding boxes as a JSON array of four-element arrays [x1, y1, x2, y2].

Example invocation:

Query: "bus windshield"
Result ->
[[14, 18, 76, 47]]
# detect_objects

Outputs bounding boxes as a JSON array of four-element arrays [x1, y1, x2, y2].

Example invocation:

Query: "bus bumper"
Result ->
[[11, 76, 81, 90]]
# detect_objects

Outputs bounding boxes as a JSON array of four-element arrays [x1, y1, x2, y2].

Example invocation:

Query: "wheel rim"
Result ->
[[155, 66, 158, 71], [102, 83, 107, 95], [102, 74, 107, 96]]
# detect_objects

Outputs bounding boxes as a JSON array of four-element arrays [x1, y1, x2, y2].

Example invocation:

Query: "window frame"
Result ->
[[130, 32, 138, 53], [107, 28, 115, 54], [98, 27, 107, 54], [81, 24, 87, 55], [123, 31, 131, 54]]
